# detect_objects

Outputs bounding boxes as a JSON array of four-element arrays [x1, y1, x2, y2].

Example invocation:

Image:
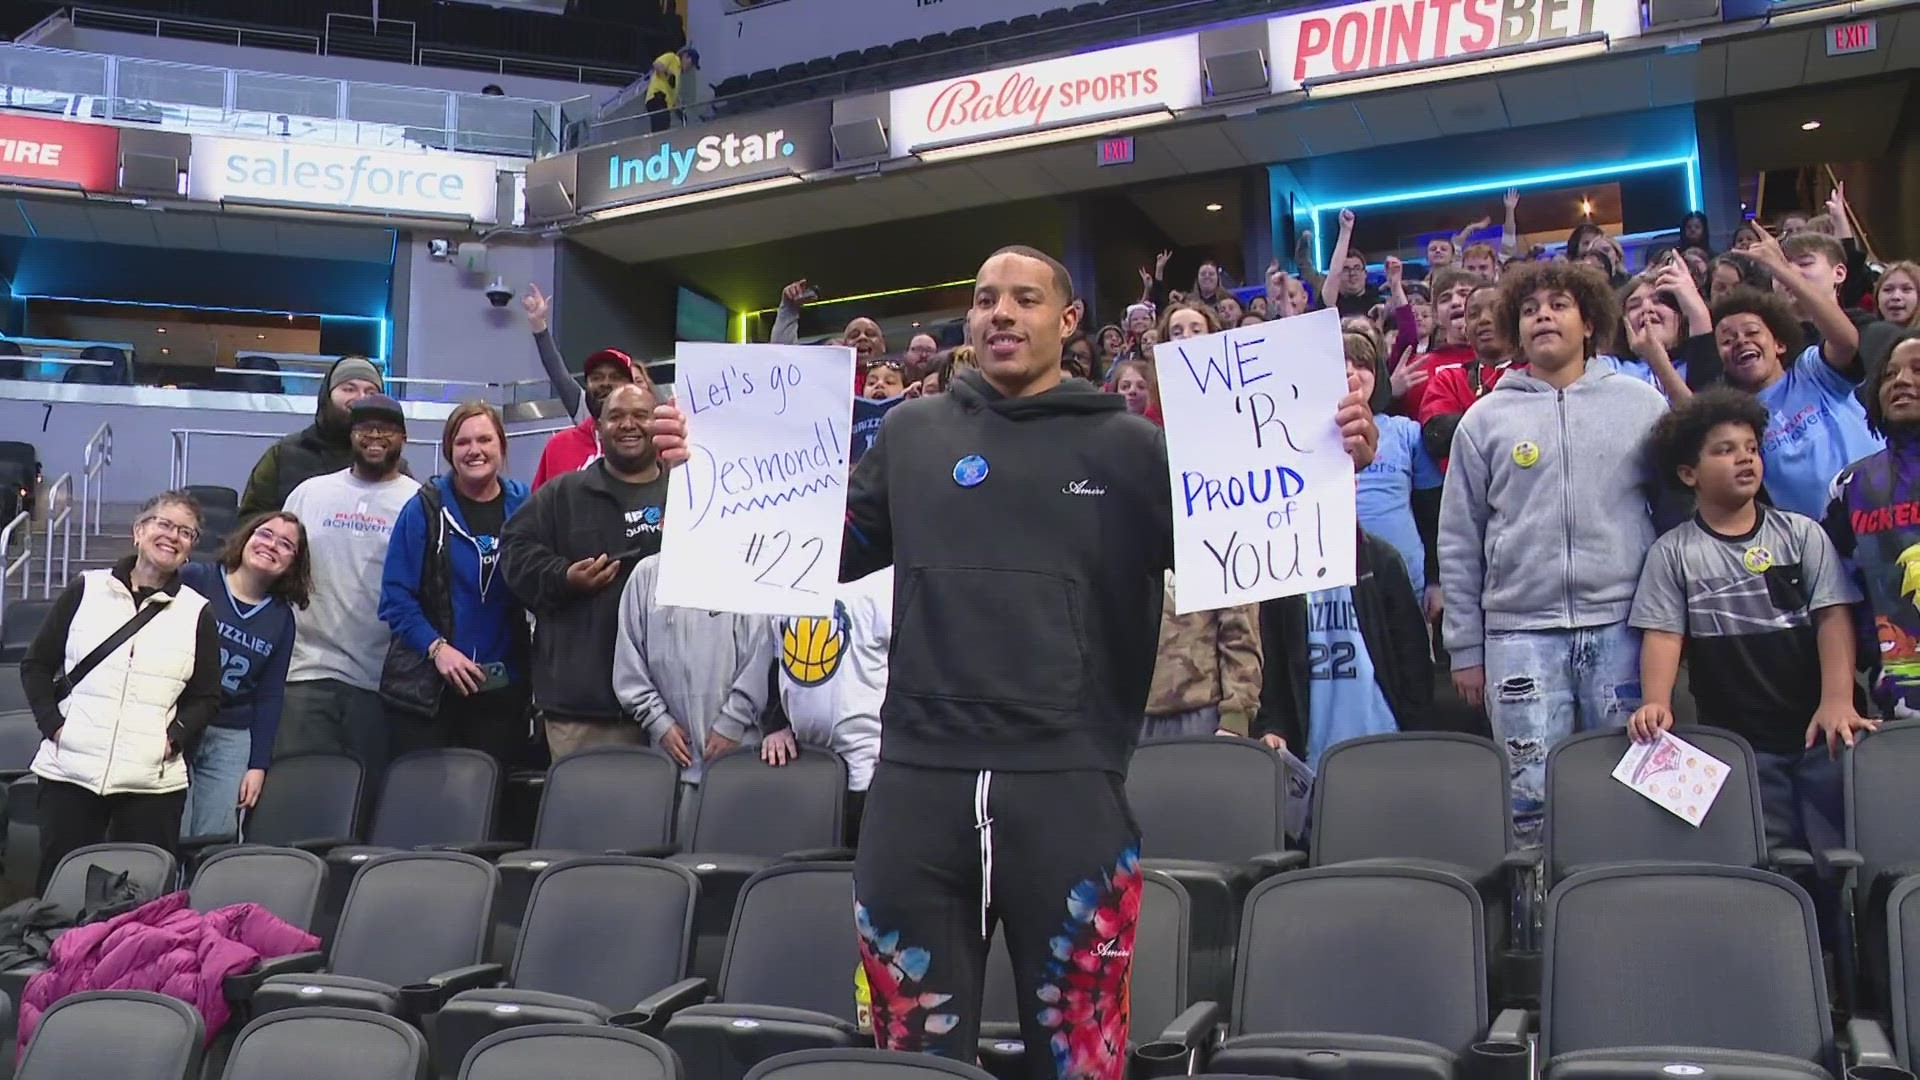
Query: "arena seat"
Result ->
[[1540, 864, 1837, 1080], [657, 861, 862, 1080], [245, 851, 497, 1022], [1199, 862, 1528, 1080], [15, 990, 202, 1080], [222, 1007, 429, 1080], [429, 856, 698, 1079]]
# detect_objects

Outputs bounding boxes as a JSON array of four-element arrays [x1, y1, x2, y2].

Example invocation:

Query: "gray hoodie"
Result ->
[[612, 554, 770, 783], [1438, 362, 1668, 671]]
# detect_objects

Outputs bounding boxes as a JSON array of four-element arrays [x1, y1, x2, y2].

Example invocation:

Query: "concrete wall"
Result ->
[[396, 235, 560, 389]]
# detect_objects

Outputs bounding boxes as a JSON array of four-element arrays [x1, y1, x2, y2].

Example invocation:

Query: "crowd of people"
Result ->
[[11, 183, 1920, 1076]]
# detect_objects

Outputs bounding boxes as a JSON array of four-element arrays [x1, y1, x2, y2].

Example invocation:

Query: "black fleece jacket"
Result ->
[[842, 369, 1173, 774]]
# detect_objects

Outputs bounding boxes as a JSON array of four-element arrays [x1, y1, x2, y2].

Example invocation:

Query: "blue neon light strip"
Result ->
[[1298, 153, 1702, 271], [7, 292, 386, 323]]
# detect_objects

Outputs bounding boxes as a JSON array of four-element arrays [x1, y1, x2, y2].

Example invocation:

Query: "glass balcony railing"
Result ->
[[0, 41, 576, 158]]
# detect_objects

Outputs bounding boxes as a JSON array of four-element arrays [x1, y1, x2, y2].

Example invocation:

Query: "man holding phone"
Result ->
[[501, 384, 672, 760]]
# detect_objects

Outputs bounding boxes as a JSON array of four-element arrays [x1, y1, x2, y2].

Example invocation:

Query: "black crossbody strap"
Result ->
[[53, 601, 167, 701]]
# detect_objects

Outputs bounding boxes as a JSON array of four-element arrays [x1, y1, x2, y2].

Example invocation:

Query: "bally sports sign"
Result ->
[[1268, 0, 1643, 91], [887, 35, 1205, 157]]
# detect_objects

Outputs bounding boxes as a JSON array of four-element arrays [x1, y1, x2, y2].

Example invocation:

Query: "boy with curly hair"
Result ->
[[1713, 223, 1879, 519], [1438, 260, 1668, 842], [1631, 389, 1868, 869]]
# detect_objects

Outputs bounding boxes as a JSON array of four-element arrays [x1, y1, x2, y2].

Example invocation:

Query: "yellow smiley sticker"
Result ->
[[1511, 441, 1541, 468], [1743, 545, 1774, 573]]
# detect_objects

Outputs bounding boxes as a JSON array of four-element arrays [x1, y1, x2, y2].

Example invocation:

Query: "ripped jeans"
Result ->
[[1483, 622, 1641, 845]]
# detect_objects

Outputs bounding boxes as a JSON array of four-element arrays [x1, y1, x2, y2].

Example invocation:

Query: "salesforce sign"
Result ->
[[574, 102, 832, 213], [187, 137, 500, 223]]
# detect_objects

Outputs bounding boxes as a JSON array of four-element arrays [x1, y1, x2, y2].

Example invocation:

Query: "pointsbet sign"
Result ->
[[573, 103, 832, 213], [186, 137, 500, 222], [1268, 0, 1643, 90]]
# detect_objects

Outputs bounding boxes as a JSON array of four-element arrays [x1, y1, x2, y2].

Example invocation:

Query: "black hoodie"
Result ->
[[843, 368, 1172, 774], [238, 356, 361, 519]]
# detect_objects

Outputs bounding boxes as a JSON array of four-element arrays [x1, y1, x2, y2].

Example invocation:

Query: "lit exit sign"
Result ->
[[1826, 18, 1876, 55], [1097, 136, 1135, 167]]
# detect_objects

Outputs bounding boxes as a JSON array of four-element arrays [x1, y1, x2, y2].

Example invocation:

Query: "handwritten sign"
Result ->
[[657, 342, 854, 616], [1155, 308, 1357, 614]]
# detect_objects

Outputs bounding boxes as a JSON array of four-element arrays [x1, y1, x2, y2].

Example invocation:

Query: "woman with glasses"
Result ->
[[18, 491, 222, 891], [177, 512, 312, 838]]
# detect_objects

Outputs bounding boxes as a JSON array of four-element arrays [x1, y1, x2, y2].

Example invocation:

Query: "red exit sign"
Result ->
[[1097, 135, 1135, 167], [1826, 19, 1877, 55]]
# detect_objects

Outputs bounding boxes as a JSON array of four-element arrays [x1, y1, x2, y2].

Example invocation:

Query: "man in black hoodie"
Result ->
[[649, 246, 1377, 1077], [239, 356, 385, 519], [501, 384, 670, 761]]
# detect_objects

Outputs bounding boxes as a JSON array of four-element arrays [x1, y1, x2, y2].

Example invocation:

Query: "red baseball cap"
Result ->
[[584, 348, 634, 376]]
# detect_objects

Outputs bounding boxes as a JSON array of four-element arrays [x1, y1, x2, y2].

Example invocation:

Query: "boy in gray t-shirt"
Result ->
[[1628, 389, 1870, 861]]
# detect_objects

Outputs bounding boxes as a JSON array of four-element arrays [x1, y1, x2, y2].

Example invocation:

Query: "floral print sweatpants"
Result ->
[[854, 762, 1142, 1080]]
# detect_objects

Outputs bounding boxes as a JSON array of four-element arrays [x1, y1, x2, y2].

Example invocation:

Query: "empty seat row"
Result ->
[[10, 858, 1882, 1080]]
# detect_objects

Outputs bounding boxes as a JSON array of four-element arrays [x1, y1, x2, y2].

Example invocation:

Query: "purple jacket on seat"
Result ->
[[17, 892, 319, 1051]]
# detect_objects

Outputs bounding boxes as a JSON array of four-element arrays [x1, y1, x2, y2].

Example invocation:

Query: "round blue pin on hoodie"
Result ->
[[953, 455, 989, 488]]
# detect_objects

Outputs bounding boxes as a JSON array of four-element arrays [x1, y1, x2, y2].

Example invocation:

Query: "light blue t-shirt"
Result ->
[[1754, 345, 1884, 520], [1303, 587, 1401, 772], [1355, 415, 1441, 596], [1598, 354, 1688, 397]]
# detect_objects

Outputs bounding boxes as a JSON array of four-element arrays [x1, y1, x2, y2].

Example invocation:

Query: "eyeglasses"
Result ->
[[140, 516, 200, 543], [251, 527, 299, 556]]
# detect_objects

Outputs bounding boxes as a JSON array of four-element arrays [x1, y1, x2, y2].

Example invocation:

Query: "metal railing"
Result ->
[[0, 39, 565, 158], [71, 7, 322, 54], [80, 422, 111, 562], [0, 510, 31, 634], [42, 473, 72, 599], [171, 425, 568, 488]]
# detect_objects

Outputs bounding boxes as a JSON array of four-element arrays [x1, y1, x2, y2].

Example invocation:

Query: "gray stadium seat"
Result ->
[[246, 851, 497, 1020], [746, 1048, 997, 1079], [188, 846, 327, 931], [979, 869, 1215, 1077], [1541, 864, 1836, 1080], [658, 861, 862, 1080], [459, 1024, 681, 1080], [492, 747, 679, 959], [1201, 863, 1527, 1080], [222, 1007, 429, 1080], [16, 990, 203, 1080], [0, 709, 42, 779], [672, 749, 847, 982], [1840, 720, 1920, 1011], [1125, 735, 1298, 1008], [430, 856, 699, 1079], [1540, 728, 1808, 888]]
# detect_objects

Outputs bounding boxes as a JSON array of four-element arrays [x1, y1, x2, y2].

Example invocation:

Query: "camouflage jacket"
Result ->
[[1145, 573, 1264, 731]]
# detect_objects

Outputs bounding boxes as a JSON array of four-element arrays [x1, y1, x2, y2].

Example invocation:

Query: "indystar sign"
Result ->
[[573, 102, 832, 213]]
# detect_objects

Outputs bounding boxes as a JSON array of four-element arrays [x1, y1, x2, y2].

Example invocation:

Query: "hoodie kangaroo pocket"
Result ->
[[891, 567, 1090, 728]]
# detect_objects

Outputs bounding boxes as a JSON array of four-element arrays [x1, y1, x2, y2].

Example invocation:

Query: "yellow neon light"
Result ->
[[745, 278, 977, 319]]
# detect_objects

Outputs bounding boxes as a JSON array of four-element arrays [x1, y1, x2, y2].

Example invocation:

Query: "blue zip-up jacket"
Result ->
[[380, 474, 531, 679]]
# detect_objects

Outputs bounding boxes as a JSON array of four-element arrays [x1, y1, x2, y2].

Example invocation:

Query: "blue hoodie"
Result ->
[[380, 473, 531, 679]]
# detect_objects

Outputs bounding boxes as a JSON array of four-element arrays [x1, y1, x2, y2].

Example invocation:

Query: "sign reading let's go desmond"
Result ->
[[573, 102, 833, 214], [187, 136, 500, 222], [888, 36, 1205, 158]]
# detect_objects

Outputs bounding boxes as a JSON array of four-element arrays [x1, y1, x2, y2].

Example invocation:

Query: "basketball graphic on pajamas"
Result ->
[[782, 601, 853, 687]]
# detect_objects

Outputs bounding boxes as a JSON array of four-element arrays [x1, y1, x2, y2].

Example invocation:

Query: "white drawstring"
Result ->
[[973, 770, 994, 940]]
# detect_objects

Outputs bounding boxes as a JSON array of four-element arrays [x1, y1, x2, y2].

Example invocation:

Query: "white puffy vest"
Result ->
[[30, 570, 207, 795]]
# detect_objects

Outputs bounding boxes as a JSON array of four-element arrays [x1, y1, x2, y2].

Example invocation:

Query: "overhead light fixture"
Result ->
[[1580, 199, 1593, 215], [256, 333, 266, 340], [584, 174, 807, 222], [155, 327, 166, 333], [160, 347, 169, 355], [1205, 202, 1224, 212], [1303, 34, 1609, 98], [911, 107, 1176, 163], [1801, 120, 1822, 131]]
